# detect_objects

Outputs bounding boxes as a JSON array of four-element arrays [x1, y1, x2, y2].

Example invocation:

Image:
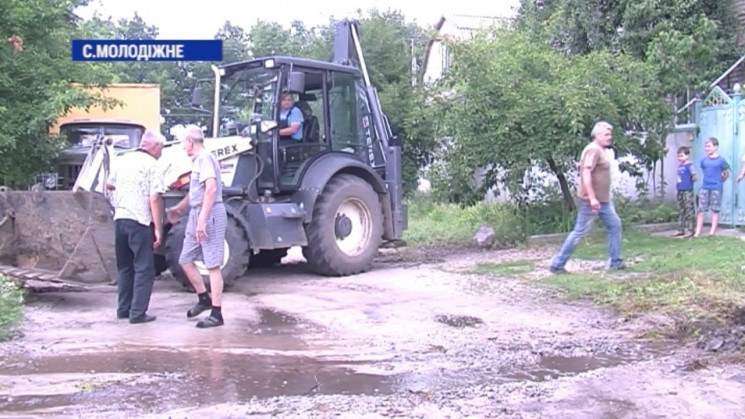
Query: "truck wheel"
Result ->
[[303, 174, 383, 276], [249, 248, 288, 268], [164, 213, 250, 290]]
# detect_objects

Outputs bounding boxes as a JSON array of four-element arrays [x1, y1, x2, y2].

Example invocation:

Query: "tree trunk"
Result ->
[[547, 157, 575, 212]]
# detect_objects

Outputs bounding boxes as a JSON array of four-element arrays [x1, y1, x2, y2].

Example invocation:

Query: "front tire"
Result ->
[[164, 213, 250, 290], [303, 174, 383, 276]]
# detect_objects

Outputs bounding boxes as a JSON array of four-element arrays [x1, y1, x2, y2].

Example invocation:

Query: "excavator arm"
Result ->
[[332, 19, 407, 240]]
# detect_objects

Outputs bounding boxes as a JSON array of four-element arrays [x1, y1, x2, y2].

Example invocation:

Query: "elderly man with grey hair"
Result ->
[[548, 121, 626, 274], [166, 124, 228, 328], [107, 129, 166, 324]]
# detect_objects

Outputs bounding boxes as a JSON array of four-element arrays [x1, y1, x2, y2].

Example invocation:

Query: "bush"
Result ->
[[404, 193, 527, 248], [519, 200, 576, 235], [615, 196, 678, 225], [403, 193, 679, 250], [0, 275, 25, 341]]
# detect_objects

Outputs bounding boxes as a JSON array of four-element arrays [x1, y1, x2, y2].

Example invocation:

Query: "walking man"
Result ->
[[166, 125, 227, 328], [549, 121, 626, 274], [107, 129, 165, 323]]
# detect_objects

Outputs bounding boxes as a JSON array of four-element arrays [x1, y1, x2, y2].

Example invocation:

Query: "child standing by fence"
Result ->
[[674, 147, 696, 238], [694, 137, 730, 237]]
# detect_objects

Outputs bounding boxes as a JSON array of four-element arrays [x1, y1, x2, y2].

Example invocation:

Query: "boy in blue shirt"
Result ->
[[694, 137, 730, 237], [674, 146, 696, 237]]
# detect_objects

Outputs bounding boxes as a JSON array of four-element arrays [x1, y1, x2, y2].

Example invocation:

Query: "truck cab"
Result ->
[[37, 119, 146, 190]]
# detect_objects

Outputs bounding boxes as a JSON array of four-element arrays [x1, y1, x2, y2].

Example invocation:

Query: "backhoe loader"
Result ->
[[0, 18, 407, 289]]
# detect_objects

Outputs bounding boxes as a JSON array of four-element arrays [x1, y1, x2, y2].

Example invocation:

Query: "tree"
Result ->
[[517, 0, 739, 95], [430, 28, 670, 209], [216, 21, 251, 62], [247, 10, 432, 194], [0, 0, 114, 186], [78, 10, 433, 193], [512, 0, 740, 201], [81, 13, 218, 132], [355, 10, 432, 194]]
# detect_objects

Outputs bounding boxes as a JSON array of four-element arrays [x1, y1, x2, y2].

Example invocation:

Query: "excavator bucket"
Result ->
[[0, 139, 118, 287]]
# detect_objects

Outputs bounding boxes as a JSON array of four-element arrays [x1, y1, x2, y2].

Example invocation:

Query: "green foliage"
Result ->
[[404, 193, 527, 248], [493, 0, 741, 207], [82, 9, 431, 194], [517, 0, 739, 98], [356, 10, 432, 195], [0, 275, 25, 341], [645, 14, 724, 95], [521, 199, 577, 234], [615, 198, 678, 225], [0, 0, 114, 186], [430, 27, 670, 207], [248, 20, 331, 59], [405, 192, 679, 250], [81, 12, 215, 130]]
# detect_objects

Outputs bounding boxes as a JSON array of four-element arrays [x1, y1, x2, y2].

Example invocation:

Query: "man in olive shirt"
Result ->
[[549, 121, 625, 274]]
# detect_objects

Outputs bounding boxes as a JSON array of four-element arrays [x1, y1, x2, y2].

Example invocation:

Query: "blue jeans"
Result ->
[[550, 200, 623, 269]]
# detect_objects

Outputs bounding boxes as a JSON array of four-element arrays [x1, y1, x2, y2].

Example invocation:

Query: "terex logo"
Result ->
[[212, 144, 238, 158]]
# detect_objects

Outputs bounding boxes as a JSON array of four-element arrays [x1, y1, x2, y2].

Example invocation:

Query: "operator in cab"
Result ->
[[278, 92, 303, 142]]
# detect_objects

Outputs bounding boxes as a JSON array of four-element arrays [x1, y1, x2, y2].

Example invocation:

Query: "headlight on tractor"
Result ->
[[169, 173, 191, 190]]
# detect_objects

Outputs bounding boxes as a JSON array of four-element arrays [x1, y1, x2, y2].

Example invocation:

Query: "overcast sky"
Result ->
[[76, 0, 521, 39]]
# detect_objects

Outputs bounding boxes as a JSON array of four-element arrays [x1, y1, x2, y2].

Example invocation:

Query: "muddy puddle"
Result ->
[[2, 258, 725, 417], [0, 338, 676, 416], [0, 349, 394, 414]]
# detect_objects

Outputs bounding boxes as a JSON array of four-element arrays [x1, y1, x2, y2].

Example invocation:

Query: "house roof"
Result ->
[[422, 14, 513, 83], [437, 14, 513, 39]]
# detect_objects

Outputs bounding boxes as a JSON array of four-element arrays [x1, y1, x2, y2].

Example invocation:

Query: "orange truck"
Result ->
[[39, 83, 161, 190]]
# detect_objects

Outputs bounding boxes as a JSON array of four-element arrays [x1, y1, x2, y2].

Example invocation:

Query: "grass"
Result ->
[[479, 230, 745, 329], [401, 193, 679, 249], [473, 260, 537, 277], [0, 275, 26, 340], [403, 195, 527, 249]]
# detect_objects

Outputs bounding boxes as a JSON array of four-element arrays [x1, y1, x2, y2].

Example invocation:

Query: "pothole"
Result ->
[[434, 314, 484, 328]]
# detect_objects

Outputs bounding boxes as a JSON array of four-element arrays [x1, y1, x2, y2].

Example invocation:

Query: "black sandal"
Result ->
[[196, 315, 224, 328], [187, 303, 211, 318]]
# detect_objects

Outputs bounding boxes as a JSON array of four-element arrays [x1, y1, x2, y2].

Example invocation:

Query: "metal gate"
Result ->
[[693, 86, 745, 226]]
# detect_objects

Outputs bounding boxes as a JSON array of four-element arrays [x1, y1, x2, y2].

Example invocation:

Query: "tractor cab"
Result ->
[[192, 56, 387, 197]]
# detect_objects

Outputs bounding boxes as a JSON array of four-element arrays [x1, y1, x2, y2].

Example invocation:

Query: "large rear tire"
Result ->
[[164, 213, 250, 290], [303, 174, 383, 276]]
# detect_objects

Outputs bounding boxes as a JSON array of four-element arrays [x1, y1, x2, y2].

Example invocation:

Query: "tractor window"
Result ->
[[328, 72, 375, 163], [217, 67, 278, 137], [60, 124, 144, 149]]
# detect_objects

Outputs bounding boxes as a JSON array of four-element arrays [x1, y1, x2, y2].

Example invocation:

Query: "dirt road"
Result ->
[[1, 246, 744, 418]]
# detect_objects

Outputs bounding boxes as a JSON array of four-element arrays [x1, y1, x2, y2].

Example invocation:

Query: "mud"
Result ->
[[1, 246, 744, 418]]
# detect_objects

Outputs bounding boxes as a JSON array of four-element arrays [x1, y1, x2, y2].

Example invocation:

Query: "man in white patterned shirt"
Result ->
[[106, 130, 165, 324]]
